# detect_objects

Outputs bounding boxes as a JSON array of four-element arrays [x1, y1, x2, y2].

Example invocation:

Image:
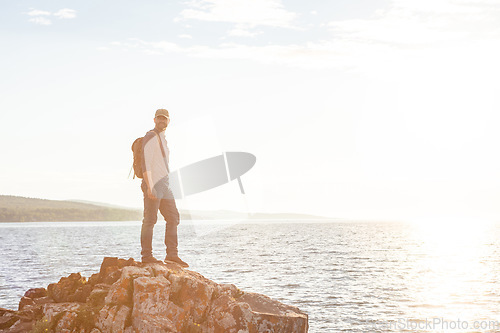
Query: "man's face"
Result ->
[[154, 115, 170, 131]]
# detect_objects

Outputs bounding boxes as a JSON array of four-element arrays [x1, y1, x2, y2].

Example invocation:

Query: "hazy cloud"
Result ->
[[109, 39, 183, 54], [110, 0, 500, 73], [26, 8, 77, 25], [227, 28, 262, 38], [53, 9, 77, 19], [27, 9, 51, 16], [392, 0, 488, 14], [107, 38, 359, 70], [29, 17, 52, 26], [177, 0, 297, 29], [328, 0, 500, 47]]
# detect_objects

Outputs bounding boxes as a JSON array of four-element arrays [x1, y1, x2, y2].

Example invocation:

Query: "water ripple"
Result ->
[[1, 221, 500, 332]]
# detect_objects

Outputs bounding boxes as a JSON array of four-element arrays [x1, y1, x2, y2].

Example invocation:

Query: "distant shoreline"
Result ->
[[0, 195, 142, 222], [0, 195, 331, 223]]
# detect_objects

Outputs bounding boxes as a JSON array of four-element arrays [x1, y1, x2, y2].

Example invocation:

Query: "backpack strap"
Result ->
[[154, 132, 166, 159], [151, 130, 170, 173]]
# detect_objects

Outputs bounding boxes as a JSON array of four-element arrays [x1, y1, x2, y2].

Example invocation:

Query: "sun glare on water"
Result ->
[[403, 217, 499, 331]]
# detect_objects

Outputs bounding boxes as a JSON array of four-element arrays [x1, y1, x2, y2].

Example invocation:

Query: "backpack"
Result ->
[[131, 131, 168, 179], [131, 137, 144, 179]]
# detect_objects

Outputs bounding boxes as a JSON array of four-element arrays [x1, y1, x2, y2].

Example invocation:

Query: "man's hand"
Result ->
[[147, 187, 157, 200], [143, 171, 157, 200]]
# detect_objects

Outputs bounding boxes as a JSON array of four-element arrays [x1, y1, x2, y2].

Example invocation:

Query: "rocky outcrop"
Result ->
[[0, 257, 308, 332]]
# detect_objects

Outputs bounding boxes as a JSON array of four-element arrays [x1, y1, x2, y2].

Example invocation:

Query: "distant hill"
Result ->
[[0, 195, 330, 222], [0, 196, 142, 222]]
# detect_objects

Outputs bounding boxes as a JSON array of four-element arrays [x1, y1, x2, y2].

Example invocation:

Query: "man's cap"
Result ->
[[155, 109, 169, 118]]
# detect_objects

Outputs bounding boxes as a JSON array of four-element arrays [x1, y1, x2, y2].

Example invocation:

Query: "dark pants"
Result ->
[[141, 181, 180, 259]]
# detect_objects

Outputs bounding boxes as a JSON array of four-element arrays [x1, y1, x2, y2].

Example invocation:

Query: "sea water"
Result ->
[[1, 220, 500, 332]]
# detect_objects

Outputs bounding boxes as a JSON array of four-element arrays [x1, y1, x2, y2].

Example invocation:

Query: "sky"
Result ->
[[1, 0, 500, 222]]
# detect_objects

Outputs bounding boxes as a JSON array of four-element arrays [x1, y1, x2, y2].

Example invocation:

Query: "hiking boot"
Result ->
[[164, 255, 189, 268], [142, 256, 163, 264]]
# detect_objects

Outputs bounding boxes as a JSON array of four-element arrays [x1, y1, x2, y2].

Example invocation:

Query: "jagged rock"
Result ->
[[33, 296, 55, 306], [54, 311, 78, 332], [3, 318, 33, 333], [217, 283, 242, 298], [239, 293, 310, 332], [0, 257, 308, 332], [167, 269, 217, 325], [88, 273, 100, 286], [0, 308, 35, 333], [105, 267, 150, 306], [87, 289, 108, 308], [0, 309, 18, 330], [18, 297, 34, 311], [24, 287, 47, 299], [205, 294, 251, 332], [42, 302, 82, 322], [19, 288, 52, 312], [96, 304, 131, 332], [16, 304, 42, 323], [47, 272, 89, 302], [131, 276, 176, 332], [98, 258, 138, 286]]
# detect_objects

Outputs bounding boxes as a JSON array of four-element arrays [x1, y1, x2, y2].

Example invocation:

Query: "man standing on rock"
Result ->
[[140, 108, 188, 267]]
